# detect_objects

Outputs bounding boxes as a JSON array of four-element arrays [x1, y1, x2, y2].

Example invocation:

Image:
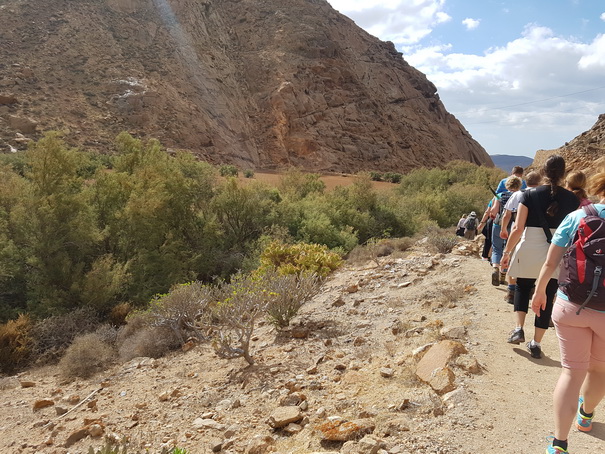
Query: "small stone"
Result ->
[[306, 365, 318, 374], [332, 297, 346, 307], [283, 422, 303, 434], [244, 434, 275, 454], [89, 424, 104, 437], [345, 284, 359, 293], [20, 381, 35, 388], [64, 428, 89, 447], [317, 419, 375, 441], [267, 406, 303, 428], [380, 368, 394, 378], [291, 327, 309, 339], [33, 399, 54, 411], [192, 418, 226, 430]]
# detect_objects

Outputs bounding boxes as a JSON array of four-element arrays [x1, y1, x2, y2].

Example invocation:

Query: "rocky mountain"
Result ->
[[489, 154, 533, 173], [533, 114, 605, 173], [0, 0, 492, 173]]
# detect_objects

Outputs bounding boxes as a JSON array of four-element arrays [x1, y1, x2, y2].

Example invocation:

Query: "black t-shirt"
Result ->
[[519, 185, 580, 228]]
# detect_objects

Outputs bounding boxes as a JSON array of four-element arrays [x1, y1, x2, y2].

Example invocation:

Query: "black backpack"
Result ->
[[494, 191, 512, 225]]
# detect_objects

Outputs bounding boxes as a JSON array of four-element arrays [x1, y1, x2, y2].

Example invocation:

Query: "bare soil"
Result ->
[[240, 172, 399, 191], [1, 241, 603, 454]]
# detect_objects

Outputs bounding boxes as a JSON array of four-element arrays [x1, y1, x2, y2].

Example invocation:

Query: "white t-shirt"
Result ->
[[504, 190, 524, 212]]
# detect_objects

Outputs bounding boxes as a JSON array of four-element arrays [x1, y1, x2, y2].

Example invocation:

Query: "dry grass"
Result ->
[[59, 332, 115, 379]]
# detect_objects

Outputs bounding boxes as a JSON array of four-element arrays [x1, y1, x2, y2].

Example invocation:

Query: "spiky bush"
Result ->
[[265, 272, 321, 328], [132, 282, 215, 344], [31, 307, 100, 364], [206, 273, 271, 365]]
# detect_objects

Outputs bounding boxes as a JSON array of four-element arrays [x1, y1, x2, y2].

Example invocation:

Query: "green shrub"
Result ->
[[243, 169, 255, 178], [0, 314, 33, 374], [59, 332, 115, 379], [219, 164, 238, 177], [382, 172, 402, 183], [278, 168, 326, 200], [258, 241, 342, 277], [369, 171, 383, 181]]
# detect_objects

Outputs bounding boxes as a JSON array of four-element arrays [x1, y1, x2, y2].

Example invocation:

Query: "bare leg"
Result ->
[[534, 327, 547, 343], [553, 368, 587, 441], [582, 362, 605, 414], [514, 310, 526, 328]]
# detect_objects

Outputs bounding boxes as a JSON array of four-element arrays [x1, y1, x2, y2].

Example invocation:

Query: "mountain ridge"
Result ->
[[0, 0, 493, 172]]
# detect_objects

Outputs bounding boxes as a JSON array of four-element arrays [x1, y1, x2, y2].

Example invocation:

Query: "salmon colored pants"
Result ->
[[552, 297, 605, 370]]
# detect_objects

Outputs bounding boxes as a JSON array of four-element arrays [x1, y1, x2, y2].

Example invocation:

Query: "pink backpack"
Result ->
[[558, 204, 605, 314]]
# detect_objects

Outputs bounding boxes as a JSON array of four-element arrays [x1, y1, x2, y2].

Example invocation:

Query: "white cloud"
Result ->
[[327, 0, 450, 45], [406, 25, 605, 156], [462, 18, 480, 30], [600, 12, 605, 21]]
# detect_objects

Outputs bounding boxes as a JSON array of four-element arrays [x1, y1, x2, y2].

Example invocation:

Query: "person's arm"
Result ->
[[499, 210, 512, 239], [500, 203, 528, 269], [530, 244, 566, 315], [477, 200, 494, 230], [489, 199, 500, 219]]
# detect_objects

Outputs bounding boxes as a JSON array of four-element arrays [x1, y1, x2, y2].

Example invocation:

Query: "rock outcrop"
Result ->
[[533, 114, 605, 173], [0, 0, 492, 172]]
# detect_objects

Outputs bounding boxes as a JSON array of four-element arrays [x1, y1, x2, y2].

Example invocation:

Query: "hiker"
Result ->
[[456, 214, 467, 236], [489, 176, 521, 286], [531, 169, 605, 454], [499, 171, 542, 304], [500, 155, 579, 359], [565, 170, 591, 207], [477, 201, 494, 262], [496, 165, 527, 194], [463, 211, 478, 240]]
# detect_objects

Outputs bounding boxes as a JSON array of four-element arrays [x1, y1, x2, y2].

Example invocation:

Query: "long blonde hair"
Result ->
[[565, 170, 588, 201]]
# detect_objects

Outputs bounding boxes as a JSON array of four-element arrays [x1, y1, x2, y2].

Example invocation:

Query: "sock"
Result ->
[[580, 405, 594, 418], [515, 326, 523, 332], [530, 340, 541, 347], [552, 438, 568, 450]]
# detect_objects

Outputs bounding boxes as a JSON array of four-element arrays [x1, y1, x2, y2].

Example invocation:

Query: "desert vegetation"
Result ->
[[0, 132, 504, 376]]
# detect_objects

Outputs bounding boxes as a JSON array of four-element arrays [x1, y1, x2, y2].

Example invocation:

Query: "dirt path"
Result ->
[[449, 256, 604, 453]]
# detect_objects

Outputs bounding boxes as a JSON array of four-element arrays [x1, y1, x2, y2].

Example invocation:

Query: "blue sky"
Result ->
[[326, 0, 605, 159]]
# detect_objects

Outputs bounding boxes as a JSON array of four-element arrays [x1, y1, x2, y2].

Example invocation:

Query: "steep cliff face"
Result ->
[[0, 0, 493, 172], [533, 114, 605, 173]]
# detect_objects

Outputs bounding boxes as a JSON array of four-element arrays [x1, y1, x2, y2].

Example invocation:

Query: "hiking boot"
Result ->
[[507, 328, 525, 344], [527, 341, 542, 359], [505, 288, 515, 305], [576, 396, 594, 432], [499, 271, 507, 285], [491, 269, 500, 286]]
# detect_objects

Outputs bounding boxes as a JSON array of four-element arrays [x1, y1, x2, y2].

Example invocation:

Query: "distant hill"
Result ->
[[490, 154, 533, 173]]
